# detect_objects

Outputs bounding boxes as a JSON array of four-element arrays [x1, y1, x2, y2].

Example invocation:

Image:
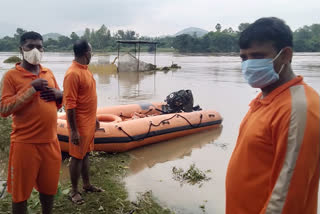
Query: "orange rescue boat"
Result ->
[[57, 102, 223, 152]]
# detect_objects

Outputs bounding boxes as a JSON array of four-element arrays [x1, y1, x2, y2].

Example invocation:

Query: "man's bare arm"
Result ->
[[67, 108, 80, 145]]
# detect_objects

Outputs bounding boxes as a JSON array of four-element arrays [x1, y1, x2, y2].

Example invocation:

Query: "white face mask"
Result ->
[[23, 48, 43, 65]]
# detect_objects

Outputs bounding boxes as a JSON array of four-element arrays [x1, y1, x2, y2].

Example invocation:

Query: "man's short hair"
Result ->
[[20, 31, 43, 46], [73, 40, 90, 57], [239, 17, 293, 52]]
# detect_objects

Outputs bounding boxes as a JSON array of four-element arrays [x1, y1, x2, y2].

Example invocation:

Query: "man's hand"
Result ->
[[31, 78, 48, 91], [96, 118, 100, 131], [70, 130, 80, 145], [40, 88, 63, 102]]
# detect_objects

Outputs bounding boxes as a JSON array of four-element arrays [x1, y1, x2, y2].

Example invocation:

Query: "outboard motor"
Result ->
[[162, 89, 201, 114]]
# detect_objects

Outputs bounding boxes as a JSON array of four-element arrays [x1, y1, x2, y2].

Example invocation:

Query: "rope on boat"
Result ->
[[117, 113, 203, 141], [119, 113, 131, 119], [117, 126, 135, 141], [119, 108, 154, 119]]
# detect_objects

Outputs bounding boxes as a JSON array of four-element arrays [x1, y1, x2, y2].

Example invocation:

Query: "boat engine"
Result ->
[[162, 89, 201, 114]]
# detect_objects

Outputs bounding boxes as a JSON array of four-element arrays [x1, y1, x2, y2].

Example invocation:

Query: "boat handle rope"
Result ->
[[119, 108, 154, 119], [117, 113, 203, 141], [155, 108, 165, 113], [117, 126, 135, 141], [119, 113, 131, 119]]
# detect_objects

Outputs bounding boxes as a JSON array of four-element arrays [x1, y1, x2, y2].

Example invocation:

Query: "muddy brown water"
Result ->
[[0, 52, 319, 213]]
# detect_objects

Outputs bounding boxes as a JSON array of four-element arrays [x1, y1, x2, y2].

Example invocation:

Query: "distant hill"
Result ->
[[174, 27, 208, 37], [43, 33, 64, 41]]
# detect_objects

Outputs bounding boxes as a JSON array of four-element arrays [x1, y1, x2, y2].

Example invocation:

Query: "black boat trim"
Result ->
[[58, 119, 222, 144]]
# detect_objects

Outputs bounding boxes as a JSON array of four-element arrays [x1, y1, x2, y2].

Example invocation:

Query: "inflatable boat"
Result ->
[[57, 102, 223, 152]]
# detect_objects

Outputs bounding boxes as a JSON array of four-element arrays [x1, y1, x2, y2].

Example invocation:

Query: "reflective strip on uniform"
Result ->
[[265, 85, 307, 213]]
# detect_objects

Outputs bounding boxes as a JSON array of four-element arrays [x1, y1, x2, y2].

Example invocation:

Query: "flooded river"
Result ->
[[0, 52, 319, 213]]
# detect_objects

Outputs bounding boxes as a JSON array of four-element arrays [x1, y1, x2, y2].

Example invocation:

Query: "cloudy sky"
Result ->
[[1, 0, 319, 37]]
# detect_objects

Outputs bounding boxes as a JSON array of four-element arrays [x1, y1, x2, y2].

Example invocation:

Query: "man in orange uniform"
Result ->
[[0, 32, 62, 214], [63, 40, 103, 204], [226, 17, 320, 214]]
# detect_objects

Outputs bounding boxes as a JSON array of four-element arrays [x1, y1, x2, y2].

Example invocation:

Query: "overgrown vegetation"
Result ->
[[0, 117, 12, 212], [172, 163, 211, 187], [3, 56, 21, 64], [0, 117, 11, 160], [1, 22, 319, 53]]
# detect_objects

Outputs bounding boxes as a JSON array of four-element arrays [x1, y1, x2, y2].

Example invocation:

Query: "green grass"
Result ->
[[156, 48, 175, 52], [0, 150, 173, 214], [172, 163, 211, 187], [0, 117, 11, 173], [3, 56, 21, 64], [54, 152, 173, 213]]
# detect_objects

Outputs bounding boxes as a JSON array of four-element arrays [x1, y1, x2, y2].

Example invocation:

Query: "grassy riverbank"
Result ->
[[0, 117, 173, 214], [0, 152, 173, 214]]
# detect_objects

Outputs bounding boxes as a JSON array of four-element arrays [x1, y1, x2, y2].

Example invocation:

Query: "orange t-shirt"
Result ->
[[0, 63, 61, 143], [63, 61, 97, 135], [226, 76, 320, 214]]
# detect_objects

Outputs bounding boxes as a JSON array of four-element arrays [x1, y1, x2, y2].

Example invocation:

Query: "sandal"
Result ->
[[69, 190, 85, 205], [83, 185, 105, 193]]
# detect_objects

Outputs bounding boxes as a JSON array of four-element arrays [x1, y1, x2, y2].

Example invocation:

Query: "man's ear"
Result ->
[[282, 47, 293, 64], [19, 46, 23, 55], [86, 52, 91, 64]]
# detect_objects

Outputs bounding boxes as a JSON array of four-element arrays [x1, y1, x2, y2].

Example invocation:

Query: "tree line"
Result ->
[[171, 23, 320, 53], [0, 23, 319, 53]]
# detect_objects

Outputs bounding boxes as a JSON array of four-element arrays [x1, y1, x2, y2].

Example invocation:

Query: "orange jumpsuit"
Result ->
[[0, 63, 61, 202], [226, 76, 320, 214], [63, 61, 97, 159]]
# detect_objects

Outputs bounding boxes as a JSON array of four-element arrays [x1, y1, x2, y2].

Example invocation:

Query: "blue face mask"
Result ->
[[241, 50, 285, 88]]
